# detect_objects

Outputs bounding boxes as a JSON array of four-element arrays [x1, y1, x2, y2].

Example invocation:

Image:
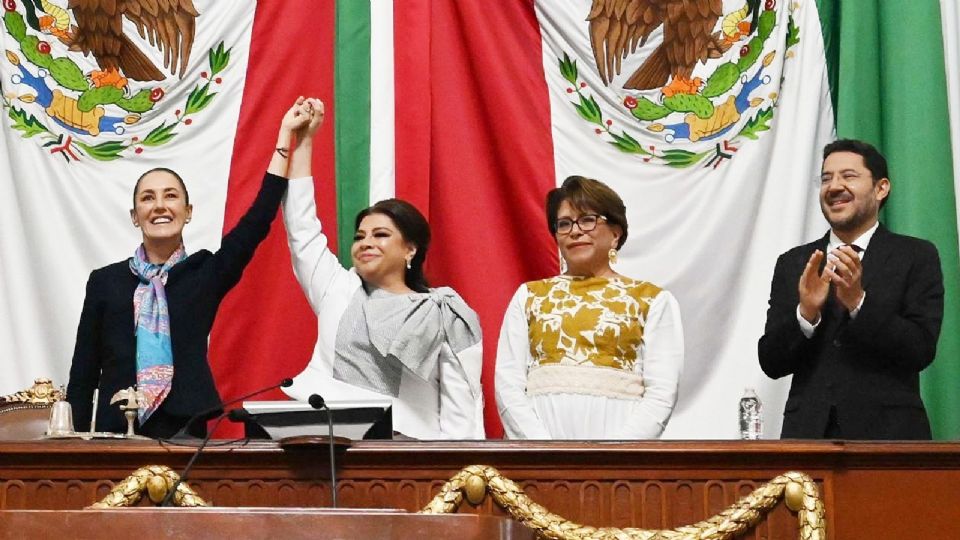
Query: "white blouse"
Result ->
[[495, 277, 684, 439], [280, 177, 484, 439]]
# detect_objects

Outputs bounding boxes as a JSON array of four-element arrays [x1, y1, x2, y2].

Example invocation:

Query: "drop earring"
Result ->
[[608, 248, 618, 264]]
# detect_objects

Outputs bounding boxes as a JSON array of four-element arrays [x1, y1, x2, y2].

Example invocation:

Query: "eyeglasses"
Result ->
[[555, 214, 607, 235]]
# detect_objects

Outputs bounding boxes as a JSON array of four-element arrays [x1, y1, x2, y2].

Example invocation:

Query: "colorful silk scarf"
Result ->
[[129, 243, 187, 424]]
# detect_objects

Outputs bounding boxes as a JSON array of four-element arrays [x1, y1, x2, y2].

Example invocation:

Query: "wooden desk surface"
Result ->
[[0, 508, 533, 540], [2, 440, 959, 539]]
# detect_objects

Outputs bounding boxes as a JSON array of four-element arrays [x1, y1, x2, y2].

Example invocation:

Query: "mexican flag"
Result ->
[[1, 0, 958, 440], [816, 0, 960, 440]]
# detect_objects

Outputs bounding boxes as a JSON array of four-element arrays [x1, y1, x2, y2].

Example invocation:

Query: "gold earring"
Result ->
[[608, 248, 618, 264]]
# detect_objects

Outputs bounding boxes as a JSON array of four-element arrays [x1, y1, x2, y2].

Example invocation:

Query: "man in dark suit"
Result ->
[[758, 139, 943, 440]]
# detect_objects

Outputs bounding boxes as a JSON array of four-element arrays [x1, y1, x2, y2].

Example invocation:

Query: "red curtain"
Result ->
[[395, 0, 558, 436], [207, 0, 337, 436]]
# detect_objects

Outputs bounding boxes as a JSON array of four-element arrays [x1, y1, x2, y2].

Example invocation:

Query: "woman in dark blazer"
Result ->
[[66, 97, 322, 438]]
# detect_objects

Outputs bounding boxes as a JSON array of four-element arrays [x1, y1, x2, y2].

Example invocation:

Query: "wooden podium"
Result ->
[[0, 508, 532, 540], [2, 440, 959, 539]]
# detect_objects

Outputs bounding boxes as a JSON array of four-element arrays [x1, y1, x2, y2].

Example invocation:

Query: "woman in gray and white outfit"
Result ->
[[280, 98, 484, 439]]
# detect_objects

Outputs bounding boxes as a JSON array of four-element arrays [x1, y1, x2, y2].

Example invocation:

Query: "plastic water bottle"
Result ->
[[739, 388, 762, 440]]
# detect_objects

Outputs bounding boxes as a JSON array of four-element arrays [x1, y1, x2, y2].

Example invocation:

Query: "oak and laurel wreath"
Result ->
[[560, 5, 801, 169], [1, 20, 230, 162], [81, 42, 231, 161]]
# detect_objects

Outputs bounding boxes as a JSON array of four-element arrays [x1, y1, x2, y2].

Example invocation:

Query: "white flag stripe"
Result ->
[[369, 0, 396, 205], [940, 0, 960, 255], [535, 0, 833, 438], [0, 0, 256, 395]]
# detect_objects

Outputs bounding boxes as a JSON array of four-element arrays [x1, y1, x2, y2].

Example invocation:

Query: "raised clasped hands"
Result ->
[[280, 96, 312, 134], [271, 96, 324, 177], [278, 96, 324, 144], [798, 246, 864, 323], [297, 97, 324, 140]]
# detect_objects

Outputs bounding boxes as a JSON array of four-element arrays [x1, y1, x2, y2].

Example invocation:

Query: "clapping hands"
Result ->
[[798, 245, 865, 323]]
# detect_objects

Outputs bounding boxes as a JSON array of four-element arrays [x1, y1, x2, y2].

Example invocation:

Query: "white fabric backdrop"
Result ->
[[535, 0, 834, 438], [941, 0, 960, 253], [0, 0, 256, 395]]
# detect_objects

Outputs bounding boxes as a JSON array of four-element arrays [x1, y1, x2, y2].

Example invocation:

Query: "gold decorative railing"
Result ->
[[90, 465, 209, 508], [421, 465, 825, 540], [0, 378, 62, 405], [93, 462, 825, 540]]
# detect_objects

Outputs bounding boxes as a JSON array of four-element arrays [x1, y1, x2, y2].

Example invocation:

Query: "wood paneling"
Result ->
[[2, 440, 959, 539]]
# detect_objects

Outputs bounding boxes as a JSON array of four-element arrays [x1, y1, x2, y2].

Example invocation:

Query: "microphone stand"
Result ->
[[167, 378, 293, 440], [159, 413, 229, 507], [308, 393, 337, 508], [158, 378, 294, 507]]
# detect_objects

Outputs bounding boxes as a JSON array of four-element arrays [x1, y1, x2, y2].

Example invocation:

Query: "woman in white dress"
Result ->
[[280, 99, 484, 439], [495, 175, 683, 439]]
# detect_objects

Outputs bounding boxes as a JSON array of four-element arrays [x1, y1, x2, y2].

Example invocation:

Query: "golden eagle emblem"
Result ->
[[588, 0, 760, 96], [38, 0, 199, 89], [554, 0, 799, 168], [3, 0, 229, 162]]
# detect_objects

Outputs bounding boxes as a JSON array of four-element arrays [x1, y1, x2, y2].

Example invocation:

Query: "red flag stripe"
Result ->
[[207, 0, 338, 436], [394, 0, 559, 437]]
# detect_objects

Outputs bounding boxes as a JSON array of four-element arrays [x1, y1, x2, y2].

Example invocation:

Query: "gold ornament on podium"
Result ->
[[422, 465, 825, 540], [90, 465, 209, 508]]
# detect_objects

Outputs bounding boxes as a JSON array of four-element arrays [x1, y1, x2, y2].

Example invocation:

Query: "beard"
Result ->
[[821, 199, 878, 233]]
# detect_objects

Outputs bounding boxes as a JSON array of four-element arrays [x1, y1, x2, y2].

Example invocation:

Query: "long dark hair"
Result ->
[[354, 199, 431, 293]]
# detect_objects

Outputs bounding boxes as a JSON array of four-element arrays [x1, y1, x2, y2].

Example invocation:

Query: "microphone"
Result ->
[[227, 408, 252, 423], [308, 394, 325, 410], [169, 378, 293, 440], [159, 378, 293, 507], [308, 393, 338, 508]]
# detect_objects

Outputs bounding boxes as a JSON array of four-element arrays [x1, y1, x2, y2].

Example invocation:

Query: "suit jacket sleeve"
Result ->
[[844, 240, 943, 371], [66, 272, 104, 432], [211, 172, 287, 297], [758, 251, 812, 379]]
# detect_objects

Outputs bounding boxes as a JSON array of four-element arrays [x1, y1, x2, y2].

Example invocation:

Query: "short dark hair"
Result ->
[[355, 199, 431, 293], [546, 175, 628, 249], [133, 168, 190, 206]]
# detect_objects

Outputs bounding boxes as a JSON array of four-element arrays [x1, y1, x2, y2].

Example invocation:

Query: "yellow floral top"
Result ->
[[495, 275, 684, 440], [525, 276, 662, 372]]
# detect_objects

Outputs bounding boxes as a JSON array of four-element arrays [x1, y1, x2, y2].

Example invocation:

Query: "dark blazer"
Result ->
[[66, 173, 287, 435], [758, 225, 943, 440]]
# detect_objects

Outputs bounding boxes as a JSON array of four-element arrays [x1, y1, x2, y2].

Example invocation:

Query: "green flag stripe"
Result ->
[[817, 0, 960, 439], [335, 0, 372, 266]]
